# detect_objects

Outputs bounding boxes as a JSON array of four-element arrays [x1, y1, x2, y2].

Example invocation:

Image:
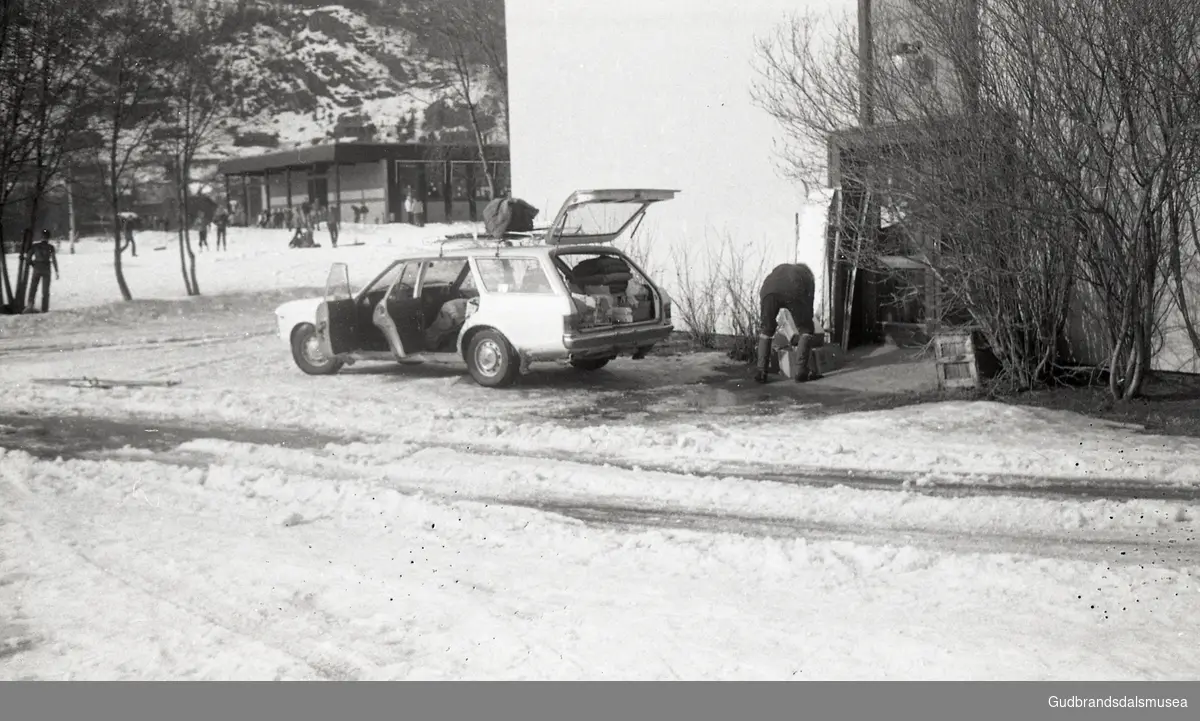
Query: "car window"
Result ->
[[459, 265, 479, 296], [382, 263, 419, 302], [396, 263, 418, 292], [365, 262, 405, 294], [417, 258, 470, 292], [476, 258, 555, 294]]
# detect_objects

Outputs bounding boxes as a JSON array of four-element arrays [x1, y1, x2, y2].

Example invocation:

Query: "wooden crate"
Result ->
[[933, 330, 980, 390]]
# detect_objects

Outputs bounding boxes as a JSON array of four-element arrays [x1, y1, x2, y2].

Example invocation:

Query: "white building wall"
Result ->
[[506, 0, 850, 325]]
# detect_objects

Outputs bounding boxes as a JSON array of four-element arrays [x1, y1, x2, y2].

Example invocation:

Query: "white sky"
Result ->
[[505, 0, 855, 288]]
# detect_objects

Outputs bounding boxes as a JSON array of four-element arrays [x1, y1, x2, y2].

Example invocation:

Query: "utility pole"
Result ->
[[858, 0, 874, 128]]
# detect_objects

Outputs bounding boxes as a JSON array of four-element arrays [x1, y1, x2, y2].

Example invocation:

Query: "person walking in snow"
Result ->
[[754, 263, 822, 384], [25, 229, 60, 313], [121, 215, 138, 257]]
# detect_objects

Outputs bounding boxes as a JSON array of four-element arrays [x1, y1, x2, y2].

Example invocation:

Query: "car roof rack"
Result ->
[[436, 228, 551, 257]]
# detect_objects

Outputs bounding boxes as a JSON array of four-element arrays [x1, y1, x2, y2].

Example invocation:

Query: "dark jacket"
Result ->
[[29, 240, 58, 273], [760, 263, 816, 333], [761, 263, 815, 304]]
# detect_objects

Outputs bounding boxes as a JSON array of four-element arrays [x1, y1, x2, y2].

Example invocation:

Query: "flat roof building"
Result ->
[[217, 142, 510, 226]]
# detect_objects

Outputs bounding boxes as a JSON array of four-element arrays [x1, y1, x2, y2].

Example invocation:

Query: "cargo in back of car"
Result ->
[[552, 250, 658, 329]]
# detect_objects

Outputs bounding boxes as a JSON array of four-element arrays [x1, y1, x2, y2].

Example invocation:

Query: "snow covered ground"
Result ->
[[0, 225, 1197, 680], [32, 222, 475, 311]]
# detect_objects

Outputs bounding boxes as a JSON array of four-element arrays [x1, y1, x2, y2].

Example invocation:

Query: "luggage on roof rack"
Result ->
[[483, 197, 540, 239]]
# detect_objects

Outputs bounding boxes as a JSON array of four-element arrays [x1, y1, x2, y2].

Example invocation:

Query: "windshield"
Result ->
[[555, 201, 645, 240]]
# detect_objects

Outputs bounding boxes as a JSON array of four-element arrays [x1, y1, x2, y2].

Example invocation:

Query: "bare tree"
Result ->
[[0, 0, 37, 311], [89, 0, 176, 302], [160, 0, 235, 296], [0, 0, 99, 312], [752, 0, 1200, 398], [9, 0, 102, 311], [416, 0, 507, 196]]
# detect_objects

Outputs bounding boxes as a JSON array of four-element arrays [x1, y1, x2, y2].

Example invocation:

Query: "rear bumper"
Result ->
[[563, 324, 673, 353]]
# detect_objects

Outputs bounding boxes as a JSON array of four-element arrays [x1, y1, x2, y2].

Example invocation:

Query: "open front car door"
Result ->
[[319, 262, 358, 357]]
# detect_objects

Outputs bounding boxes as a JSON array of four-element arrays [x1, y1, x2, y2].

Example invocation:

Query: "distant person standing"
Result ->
[[214, 205, 229, 251], [412, 194, 425, 227], [26, 229, 60, 313], [195, 211, 210, 250], [403, 189, 414, 225], [326, 203, 340, 248]]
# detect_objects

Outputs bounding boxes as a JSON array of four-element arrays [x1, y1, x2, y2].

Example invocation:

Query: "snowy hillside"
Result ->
[[213, 0, 505, 157]]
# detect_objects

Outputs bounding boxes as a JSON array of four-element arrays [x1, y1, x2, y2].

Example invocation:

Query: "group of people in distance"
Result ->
[[284, 201, 340, 249]]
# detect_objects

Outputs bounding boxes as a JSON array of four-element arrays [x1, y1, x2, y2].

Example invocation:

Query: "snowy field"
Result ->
[[0, 225, 1197, 680]]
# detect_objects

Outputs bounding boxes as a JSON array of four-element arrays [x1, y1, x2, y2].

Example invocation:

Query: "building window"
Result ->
[[493, 162, 511, 196], [473, 163, 493, 200], [425, 163, 444, 200], [450, 163, 470, 201]]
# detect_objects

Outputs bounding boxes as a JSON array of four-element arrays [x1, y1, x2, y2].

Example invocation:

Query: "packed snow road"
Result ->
[[1, 233, 1198, 679]]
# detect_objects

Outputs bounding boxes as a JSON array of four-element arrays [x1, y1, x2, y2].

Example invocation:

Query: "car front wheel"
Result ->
[[467, 329, 520, 388], [569, 357, 612, 371], [291, 323, 344, 376]]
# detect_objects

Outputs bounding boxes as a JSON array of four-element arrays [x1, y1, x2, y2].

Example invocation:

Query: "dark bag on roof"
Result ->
[[483, 197, 540, 238]]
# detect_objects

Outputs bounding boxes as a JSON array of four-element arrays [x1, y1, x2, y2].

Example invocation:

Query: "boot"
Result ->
[[754, 335, 773, 383], [794, 334, 816, 382]]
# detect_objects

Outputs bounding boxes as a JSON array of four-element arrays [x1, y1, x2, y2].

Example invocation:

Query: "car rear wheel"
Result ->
[[467, 329, 520, 388], [291, 323, 344, 376], [569, 357, 612, 371]]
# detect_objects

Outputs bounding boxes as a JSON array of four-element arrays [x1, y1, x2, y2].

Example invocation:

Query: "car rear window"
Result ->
[[475, 258, 554, 294]]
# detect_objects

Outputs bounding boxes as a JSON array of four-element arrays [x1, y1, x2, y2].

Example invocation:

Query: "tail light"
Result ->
[[663, 299, 672, 322], [563, 313, 581, 332]]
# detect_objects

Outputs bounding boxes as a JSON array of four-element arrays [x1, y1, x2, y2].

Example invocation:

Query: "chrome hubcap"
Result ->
[[475, 340, 503, 376], [303, 333, 327, 365]]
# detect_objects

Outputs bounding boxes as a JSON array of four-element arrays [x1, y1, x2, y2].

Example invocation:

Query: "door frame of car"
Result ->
[[371, 260, 427, 359], [370, 255, 481, 363]]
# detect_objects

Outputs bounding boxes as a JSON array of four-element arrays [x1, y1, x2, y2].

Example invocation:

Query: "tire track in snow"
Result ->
[[353, 438, 1200, 504], [5, 410, 1197, 567], [124, 444, 1200, 570], [0, 472, 391, 680], [499, 498, 1200, 569]]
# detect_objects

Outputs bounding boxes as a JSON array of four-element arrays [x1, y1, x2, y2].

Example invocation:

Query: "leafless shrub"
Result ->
[[667, 238, 721, 349], [715, 233, 770, 363]]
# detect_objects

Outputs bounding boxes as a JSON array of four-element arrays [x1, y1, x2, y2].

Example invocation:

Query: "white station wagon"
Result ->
[[274, 188, 677, 387]]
